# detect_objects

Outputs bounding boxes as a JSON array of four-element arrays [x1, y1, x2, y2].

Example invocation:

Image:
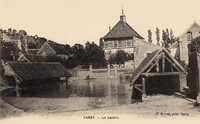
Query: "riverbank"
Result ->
[[1, 94, 200, 119], [0, 87, 23, 119]]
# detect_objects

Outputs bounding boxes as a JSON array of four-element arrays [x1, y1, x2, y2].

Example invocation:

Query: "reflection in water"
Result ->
[[4, 79, 133, 106]]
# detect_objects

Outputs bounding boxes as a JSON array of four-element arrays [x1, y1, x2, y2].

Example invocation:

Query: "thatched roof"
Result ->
[[103, 21, 144, 40], [24, 54, 46, 62], [8, 62, 71, 81], [130, 48, 187, 85]]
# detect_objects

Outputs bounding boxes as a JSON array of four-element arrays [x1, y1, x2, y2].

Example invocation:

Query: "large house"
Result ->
[[169, 22, 200, 64], [101, 9, 161, 68]]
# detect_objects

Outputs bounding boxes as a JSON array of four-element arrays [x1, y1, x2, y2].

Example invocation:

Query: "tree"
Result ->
[[148, 29, 153, 43], [1, 42, 20, 62], [156, 27, 160, 46], [162, 28, 177, 48], [108, 50, 133, 65], [85, 41, 106, 68], [99, 37, 104, 48]]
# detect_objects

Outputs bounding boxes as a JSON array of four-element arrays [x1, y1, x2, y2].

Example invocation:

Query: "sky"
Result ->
[[0, 0, 200, 46]]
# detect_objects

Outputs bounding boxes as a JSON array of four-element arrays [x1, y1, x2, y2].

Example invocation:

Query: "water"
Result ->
[[2, 79, 133, 110]]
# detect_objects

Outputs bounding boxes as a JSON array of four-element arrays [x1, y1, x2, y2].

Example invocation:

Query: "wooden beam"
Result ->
[[134, 84, 142, 87], [165, 57, 182, 72], [156, 61, 159, 72], [142, 72, 183, 76], [133, 86, 143, 93], [146, 60, 158, 73]]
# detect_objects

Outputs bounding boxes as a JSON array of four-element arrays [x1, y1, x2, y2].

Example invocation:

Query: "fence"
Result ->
[[68, 64, 135, 79]]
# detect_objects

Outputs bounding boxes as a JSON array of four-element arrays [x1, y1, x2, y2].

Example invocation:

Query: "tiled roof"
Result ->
[[103, 21, 144, 39], [9, 62, 71, 81], [24, 54, 46, 62]]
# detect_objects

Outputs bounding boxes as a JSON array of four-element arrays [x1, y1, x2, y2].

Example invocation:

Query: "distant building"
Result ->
[[37, 42, 69, 60], [101, 9, 161, 68], [170, 22, 200, 64]]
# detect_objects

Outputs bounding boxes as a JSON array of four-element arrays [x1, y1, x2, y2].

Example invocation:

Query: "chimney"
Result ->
[[109, 26, 111, 31]]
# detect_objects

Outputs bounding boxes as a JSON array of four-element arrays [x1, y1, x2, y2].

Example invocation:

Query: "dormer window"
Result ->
[[187, 32, 192, 41]]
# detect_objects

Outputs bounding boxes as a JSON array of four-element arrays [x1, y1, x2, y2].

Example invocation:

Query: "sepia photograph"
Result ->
[[0, 0, 200, 123]]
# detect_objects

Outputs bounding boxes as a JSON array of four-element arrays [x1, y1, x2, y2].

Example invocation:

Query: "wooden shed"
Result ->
[[130, 48, 187, 101], [3, 62, 71, 87]]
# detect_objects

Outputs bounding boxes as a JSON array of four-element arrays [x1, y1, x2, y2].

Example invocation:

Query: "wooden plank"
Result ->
[[142, 72, 183, 76]]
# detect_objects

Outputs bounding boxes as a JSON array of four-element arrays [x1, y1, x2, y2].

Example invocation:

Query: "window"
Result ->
[[109, 41, 114, 48], [104, 41, 109, 48], [118, 40, 122, 47], [114, 41, 118, 48], [122, 40, 126, 47], [187, 32, 192, 41], [127, 40, 132, 47]]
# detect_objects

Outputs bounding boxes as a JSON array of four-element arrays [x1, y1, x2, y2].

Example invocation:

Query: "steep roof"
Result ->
[[47, 42, 69, 55], [24, 54, 46, 62], [103, 21, 144, 39], [8, 62, 71, 81], [179, 22, 200, 38], [130, 48, 187, 85]]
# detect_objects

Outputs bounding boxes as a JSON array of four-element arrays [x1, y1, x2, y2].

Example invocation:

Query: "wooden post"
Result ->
[[156, 61, 159, 72], [142, 77, 146, 98], [15, 77, 21, 97], [89, 64, 93, 79], [162, 53, 165, 72], [114, 64, 117, 76], [60, 77, 67, 93], [107, 64, 110, 77]]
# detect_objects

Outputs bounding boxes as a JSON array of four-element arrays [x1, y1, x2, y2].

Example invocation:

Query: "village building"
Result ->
[[37, 42, 69, 60], [130, 48, 187, 101], [187, 36, 200, 98], [101, 9, 161, 68], [16, 54, 46, 62], [169, 22, 200, 64]]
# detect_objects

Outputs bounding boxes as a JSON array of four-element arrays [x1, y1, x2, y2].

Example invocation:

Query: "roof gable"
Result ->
[[103, 21, 144, 39], [179, 22, 200, 39], [130, 48, 187, 85]]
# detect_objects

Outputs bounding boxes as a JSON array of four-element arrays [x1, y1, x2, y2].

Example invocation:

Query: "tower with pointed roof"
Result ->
[[101, 9, 161, 68], [102, 9, 144, 59]]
